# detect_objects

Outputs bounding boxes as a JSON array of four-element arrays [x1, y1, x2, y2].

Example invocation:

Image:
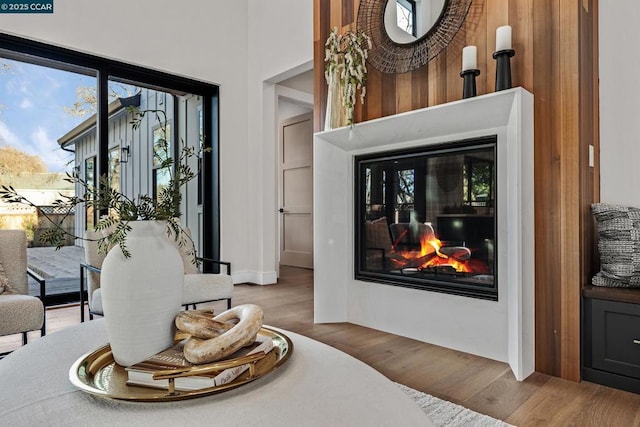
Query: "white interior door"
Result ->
[[279, 113, 313, 269]]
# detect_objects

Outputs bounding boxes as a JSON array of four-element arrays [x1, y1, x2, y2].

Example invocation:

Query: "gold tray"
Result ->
[[69, 327, 293, 402]]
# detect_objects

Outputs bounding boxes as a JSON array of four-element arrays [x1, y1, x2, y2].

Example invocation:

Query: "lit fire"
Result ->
[[390, 229, 488, 274]]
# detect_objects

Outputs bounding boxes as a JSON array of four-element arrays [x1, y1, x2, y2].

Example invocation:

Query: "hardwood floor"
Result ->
[[3, 266, 640, 426]]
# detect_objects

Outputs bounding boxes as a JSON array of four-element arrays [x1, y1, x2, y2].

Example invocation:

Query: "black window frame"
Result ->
[[0, 33, 221, 264]]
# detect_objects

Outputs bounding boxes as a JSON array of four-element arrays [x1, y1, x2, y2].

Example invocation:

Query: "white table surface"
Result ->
[[0, 319, 433, 426]]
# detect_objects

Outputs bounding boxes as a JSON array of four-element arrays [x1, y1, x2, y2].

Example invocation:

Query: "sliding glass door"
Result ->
[[0, 32, 219, 263]]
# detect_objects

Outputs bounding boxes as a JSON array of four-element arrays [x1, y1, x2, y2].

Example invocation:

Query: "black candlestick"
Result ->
[[493, 49, 515, 91], [460, 69, 480, 99]]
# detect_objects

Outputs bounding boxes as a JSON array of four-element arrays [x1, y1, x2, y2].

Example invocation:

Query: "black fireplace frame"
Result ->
[[354, 135, 499, 301]]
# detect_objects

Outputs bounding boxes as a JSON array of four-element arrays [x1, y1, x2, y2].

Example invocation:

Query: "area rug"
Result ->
[[397, 383, 513, 427]]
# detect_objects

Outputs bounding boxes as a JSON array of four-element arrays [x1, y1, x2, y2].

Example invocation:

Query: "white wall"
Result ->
[[599, 1, 640, 206], [278, 98, 312, 122], [246, 0, 313, 284], [0, 0, 314, 283]]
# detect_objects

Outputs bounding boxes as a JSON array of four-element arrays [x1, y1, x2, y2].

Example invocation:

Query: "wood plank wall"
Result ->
[[313, 0, 599, 381]]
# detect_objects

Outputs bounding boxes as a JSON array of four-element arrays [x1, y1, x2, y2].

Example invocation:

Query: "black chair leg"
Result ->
[[22, 332, 28, 345], [227, 298, 231, 309]]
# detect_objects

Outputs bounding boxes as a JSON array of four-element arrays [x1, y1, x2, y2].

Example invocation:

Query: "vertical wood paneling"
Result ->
[[342, 0, 354, 26], [313, 0, 325, 131], [446, 28, 467, 102], [466, 0, 488, 96], [510, 0, 533, 90], [428, 54, 447, 106], [411, 66, 429, 109], [330, 0, 342, 30], [313, 0, 597, 381], [558, 0, 581, 382], [532, 0, 560, 378], [396, 72, 412, 113], [365, 67, 382, 120], [381, 72, 397, 117], [485, 0, 508, 93]]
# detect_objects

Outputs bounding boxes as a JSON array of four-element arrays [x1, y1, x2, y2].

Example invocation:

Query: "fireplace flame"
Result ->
[[391, 228, 488, 274]]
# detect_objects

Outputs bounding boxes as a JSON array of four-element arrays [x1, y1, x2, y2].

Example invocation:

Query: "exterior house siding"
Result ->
[[64, 89, 202, 251]]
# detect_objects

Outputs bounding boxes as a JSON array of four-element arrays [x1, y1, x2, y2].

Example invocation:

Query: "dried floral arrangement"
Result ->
[[324, 27, 372, 126]]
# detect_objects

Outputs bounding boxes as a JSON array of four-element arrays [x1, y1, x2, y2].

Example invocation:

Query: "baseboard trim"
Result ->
[[582, 367, 640, 394], [232, 270, 277, 285]]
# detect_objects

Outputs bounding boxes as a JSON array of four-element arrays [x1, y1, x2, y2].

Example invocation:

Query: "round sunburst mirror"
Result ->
[[357, 0, 473, 74]]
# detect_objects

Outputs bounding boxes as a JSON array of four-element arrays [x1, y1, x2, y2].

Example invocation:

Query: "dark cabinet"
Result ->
[[583, 290, 640, 394]]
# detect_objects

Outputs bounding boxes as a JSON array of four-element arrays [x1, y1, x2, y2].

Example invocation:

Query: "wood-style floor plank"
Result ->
[[2, 266, 640, 425]]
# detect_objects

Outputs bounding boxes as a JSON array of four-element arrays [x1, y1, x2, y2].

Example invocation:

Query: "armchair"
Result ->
[[175, 228, 234, 310], [0, 230, 46, 355], [80, 227, 233, 320]]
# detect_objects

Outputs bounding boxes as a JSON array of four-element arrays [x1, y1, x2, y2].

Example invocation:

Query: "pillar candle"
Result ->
[[496, 25, 512, 51], [462, 46, 477, 71]]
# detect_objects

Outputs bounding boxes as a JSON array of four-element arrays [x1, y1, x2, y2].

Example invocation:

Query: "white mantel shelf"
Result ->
[[313, 88, 535, 381]]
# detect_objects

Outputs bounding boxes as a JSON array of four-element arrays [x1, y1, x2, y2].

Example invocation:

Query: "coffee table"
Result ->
[[0, 319, 433, 426]]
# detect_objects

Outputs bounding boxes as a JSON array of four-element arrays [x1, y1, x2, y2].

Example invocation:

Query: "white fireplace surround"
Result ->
[[313, 88, 534, 380]]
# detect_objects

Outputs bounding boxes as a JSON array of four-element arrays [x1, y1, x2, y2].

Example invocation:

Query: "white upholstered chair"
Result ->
[[174, 228, 234, 310], [0, 230, 46, 354], [80, 227, 233, 319]]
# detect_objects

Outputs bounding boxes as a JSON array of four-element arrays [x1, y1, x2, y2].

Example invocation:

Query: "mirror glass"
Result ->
[[384, 0, 446, 44]]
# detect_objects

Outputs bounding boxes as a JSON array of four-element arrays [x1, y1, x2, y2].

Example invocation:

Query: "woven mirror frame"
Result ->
[[357, 0, 473, 74]]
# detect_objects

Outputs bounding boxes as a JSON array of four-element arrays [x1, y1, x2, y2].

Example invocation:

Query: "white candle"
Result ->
[[496, 25, 512, 51], [462, 46, 477, 71]]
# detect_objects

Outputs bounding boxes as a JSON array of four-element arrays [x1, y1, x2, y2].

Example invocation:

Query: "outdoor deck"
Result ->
[[27, 245, 84, 305]]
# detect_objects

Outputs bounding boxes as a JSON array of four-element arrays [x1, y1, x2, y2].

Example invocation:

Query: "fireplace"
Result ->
[[354, 136, 498, 300], [313, 88, 534, 380], [355, 137, 497, 300]]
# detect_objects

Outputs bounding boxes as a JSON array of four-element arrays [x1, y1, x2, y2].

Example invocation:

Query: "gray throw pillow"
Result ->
[[592, 203, 640, 287]]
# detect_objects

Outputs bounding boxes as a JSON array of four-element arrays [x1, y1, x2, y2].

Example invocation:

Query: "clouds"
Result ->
[[0, 120, 20, 146], [31, 126, 51, 151], [0, 120, 71, 172], [30, 126, 71, 172], [0, 58, 92, 173], [20, 98, 33, 109]]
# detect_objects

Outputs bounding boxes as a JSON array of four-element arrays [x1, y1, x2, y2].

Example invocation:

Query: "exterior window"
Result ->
[[108, 147, 120, 191], [153, 124, 171, 203], [462, 156, 494, 207], [396, 0, 416, 37], [85, 156, 96, 230]]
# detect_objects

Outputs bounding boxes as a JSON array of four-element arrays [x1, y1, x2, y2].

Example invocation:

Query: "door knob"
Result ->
[[278, 208, 285, 213]]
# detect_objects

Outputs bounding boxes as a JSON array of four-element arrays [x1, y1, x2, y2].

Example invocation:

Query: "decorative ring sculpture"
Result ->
[[177, 304, 264, 364]]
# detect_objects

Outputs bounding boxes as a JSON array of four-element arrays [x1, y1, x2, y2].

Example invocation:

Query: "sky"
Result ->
[[0, 58, 95, 173]]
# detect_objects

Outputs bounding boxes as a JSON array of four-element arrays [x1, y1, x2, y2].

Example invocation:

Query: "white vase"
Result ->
[[100, 220, 184, 367], [325, 72, 347, 130]]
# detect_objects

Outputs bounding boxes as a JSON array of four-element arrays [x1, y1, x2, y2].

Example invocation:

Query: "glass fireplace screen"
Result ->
[[355, 136, 497, 300]]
